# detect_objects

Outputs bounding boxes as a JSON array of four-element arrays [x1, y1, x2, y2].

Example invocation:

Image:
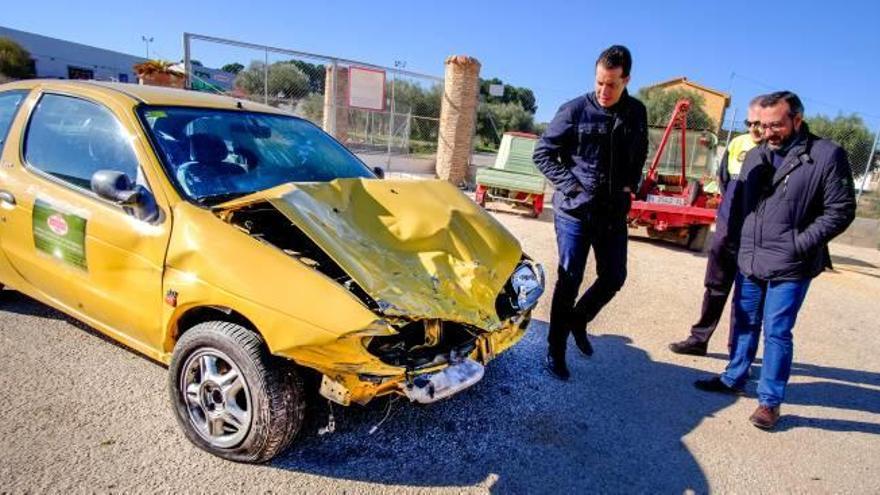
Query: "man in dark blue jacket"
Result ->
[[533, 45, 648, 380], [695, 91, 856, 429]]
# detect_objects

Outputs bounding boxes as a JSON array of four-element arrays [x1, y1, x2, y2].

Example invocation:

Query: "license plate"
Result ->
[[647, 194, 686, 206], [403, 358, 485, 404]]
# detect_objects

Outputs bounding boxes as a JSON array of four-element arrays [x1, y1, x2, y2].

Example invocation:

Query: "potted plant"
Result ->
[[133, 60, 184, 88]]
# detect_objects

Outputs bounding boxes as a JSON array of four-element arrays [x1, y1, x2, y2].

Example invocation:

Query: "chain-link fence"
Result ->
[[183, 33, 443, 175], [846, 125, 880, 220]]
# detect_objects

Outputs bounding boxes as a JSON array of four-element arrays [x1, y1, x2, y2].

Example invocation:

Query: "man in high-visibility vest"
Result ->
[[669, 96, 764, 356]]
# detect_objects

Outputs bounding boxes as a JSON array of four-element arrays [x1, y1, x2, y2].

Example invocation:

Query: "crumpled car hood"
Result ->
[[220, 179, 523, 329]]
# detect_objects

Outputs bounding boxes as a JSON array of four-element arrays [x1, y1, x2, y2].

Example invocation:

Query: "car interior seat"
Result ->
[[176, 133, 246, 198]]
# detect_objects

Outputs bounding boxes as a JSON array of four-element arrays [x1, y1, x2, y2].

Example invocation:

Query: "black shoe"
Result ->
[[545, 352, 570, 381], [669, 338, 708, 356], [572, 330, 594, 357], [694, 376, 744, 396]]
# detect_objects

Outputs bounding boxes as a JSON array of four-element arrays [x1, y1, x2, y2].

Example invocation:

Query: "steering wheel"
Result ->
[[176, 161, 246, 198]]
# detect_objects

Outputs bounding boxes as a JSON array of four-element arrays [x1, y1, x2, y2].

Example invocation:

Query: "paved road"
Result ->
[[1, 207, 878, 493]]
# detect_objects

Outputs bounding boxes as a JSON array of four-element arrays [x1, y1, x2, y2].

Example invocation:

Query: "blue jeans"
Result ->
[[548, 210, 628, 355], [721, 273, 811, 407]]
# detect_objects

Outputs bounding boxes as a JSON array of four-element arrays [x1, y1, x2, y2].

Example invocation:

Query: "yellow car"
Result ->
[[0, 80, 544, 462]]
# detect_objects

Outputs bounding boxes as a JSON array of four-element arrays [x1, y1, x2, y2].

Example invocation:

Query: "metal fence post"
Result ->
[[386, 70, 396, 170], [329, 60, 338, 137], [183, 33, 192, 90], [263, 48, 269, 105], [857, 128, 880, 202], [724, 107, 737, 150]]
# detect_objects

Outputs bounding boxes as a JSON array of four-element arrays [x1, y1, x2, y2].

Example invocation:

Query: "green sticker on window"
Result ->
[[33, 199, 88, 270], [146, 110, 167, 119]]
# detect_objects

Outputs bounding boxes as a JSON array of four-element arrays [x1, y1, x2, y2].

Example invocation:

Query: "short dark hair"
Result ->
[[748, 94, 765, 107], [759, 91, 804, 117], [596, 45, 632, 78]]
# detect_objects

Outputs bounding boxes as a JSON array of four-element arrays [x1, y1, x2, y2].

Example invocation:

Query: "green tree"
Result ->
[[637, 87, 715, 130], [476, 102, 536, 148], [390, 81, 441, 118], [479, 77, 537, 113], [295, 92, 324, 124], [805, 113, 875, 167], [221, 62, 244, 74], [289, 60, 325, 94], [0, 37, 34, 79], [234, 61, 310, 103]]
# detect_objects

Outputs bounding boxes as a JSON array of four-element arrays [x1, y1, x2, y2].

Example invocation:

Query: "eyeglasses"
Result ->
[[743, 120, 761, 128], [763, 121, 789, 131]]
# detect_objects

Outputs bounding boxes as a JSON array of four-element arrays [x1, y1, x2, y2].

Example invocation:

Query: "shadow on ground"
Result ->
[[272, 320, 736, 493], [703, 353, 880, 435]]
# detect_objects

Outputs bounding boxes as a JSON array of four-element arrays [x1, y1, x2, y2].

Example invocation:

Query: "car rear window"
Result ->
[[0, 90, 27, 152]]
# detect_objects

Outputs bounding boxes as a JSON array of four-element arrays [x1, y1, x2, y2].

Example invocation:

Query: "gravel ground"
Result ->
[[1, 205, 878, 493]]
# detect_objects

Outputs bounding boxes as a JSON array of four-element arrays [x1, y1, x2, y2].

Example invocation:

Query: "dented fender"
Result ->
[[160, 202, 378, 359]]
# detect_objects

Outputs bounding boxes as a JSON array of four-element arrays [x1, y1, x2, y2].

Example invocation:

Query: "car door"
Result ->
[[0, 89, 30, 286], [0, 89, 172, 353]]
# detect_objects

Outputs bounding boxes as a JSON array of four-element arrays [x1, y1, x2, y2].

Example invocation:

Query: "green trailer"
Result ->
[[475, 132, 547, 218]]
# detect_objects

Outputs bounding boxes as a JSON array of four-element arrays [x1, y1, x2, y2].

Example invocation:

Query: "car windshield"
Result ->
[[138, 106, 374, 205]]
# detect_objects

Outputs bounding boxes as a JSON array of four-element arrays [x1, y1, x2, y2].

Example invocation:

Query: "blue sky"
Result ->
[[4, 0, 880, 131]]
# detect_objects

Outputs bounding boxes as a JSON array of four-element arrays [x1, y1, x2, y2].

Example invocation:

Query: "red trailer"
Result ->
[[628, 99, 721, 251]]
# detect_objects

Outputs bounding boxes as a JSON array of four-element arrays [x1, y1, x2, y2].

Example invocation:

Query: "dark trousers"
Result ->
[[689, 220, 738, 345], [548, 210, 628, 355]]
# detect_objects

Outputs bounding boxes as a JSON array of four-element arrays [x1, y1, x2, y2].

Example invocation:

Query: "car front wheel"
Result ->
[[168, 321, 304, 463]]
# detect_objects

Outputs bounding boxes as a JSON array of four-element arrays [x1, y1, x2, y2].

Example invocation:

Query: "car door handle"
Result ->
[[0, 190, 16, 206]]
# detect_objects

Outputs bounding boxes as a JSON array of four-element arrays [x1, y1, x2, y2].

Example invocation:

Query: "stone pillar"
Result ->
[[322, 65, 349, 142], [436, 55, 481, 185]]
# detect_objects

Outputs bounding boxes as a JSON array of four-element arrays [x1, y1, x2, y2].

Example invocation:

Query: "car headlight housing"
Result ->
[[510, 259, 545, 311]]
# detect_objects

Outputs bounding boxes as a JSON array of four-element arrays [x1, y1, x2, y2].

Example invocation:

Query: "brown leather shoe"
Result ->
[[749, 405, 781, 430]]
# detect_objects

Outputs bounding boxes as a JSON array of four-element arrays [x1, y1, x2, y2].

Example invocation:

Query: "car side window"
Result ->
[[0, 91, 27, 152], [24, 94, 139, 190]]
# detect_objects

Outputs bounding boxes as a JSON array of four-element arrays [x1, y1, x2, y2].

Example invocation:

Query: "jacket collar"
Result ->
[[768, 124, 813, 187], [586, 89, 630, 114]]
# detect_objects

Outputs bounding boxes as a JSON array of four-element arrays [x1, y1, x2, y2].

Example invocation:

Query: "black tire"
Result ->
[[687, 225, 710, 252], [168, 321, 305, 463]]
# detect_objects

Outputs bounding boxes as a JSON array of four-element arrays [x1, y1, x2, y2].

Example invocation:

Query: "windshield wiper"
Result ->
[[196, 191, 258, 206]]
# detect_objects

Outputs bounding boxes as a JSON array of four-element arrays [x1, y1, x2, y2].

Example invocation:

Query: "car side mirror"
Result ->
[[91, 170, 160, 222], [372, 166, 385, 179]]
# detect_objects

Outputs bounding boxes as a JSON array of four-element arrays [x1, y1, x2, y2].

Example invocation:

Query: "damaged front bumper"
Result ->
[[292, 313, 532, 406]]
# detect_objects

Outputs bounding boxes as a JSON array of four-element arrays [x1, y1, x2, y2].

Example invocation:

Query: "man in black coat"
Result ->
[[669, 96, 765, 356], [695, 91, 856, 429], [533, 45, 648, 380]]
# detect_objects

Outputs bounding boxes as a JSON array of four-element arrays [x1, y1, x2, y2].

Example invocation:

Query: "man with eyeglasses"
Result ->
[[669, 96, 764, 356], [533, 45, 648, 380], [694, 91, 856, 430]]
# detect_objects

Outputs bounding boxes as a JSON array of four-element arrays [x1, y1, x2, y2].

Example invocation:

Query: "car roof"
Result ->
[[0, 79, 290, 115]]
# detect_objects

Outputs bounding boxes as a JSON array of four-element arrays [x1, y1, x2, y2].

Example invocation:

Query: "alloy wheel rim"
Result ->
[[180, 348, 252, 448]]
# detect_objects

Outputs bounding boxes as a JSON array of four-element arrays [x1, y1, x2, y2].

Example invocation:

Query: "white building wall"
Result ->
[[0, 25, 145, 82]]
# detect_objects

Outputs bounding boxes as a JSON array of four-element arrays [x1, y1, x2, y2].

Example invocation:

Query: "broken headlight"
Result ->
[[510, 260, 545, 311]]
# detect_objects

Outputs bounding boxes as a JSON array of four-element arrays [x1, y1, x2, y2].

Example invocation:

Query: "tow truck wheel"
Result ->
[[687, 225, 710, 252], [169, 321, 305, 463]]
